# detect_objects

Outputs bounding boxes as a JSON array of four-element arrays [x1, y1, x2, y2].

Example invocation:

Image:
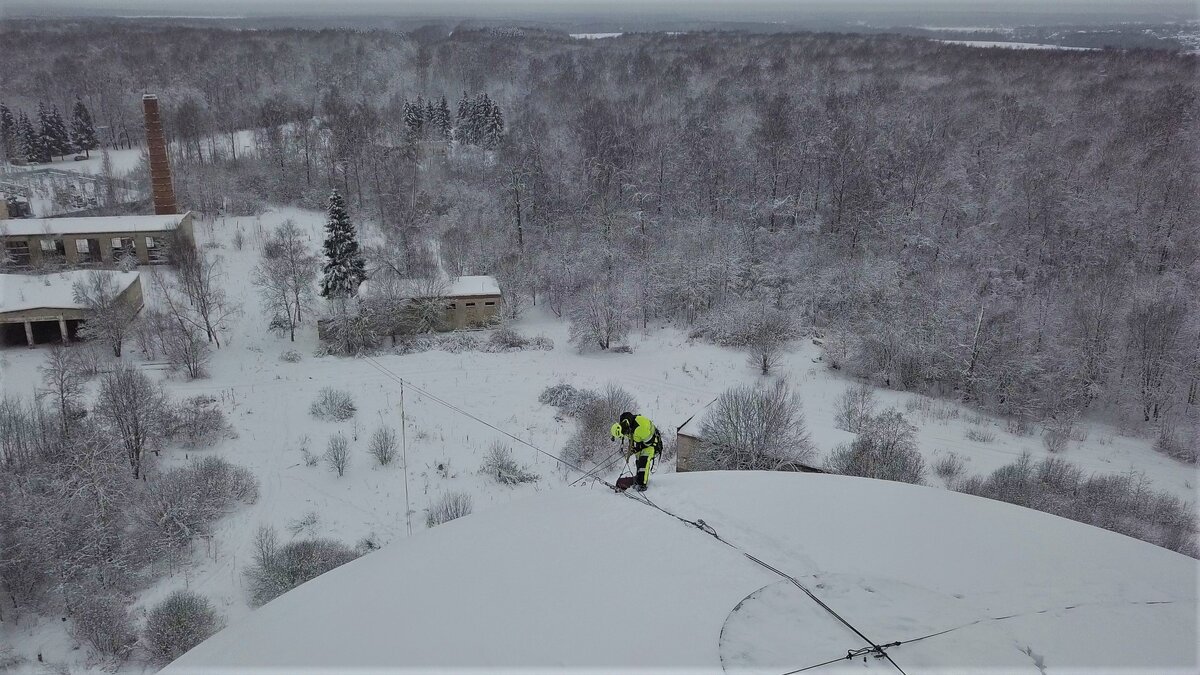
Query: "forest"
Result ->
[[1, 20, 1197, 445]]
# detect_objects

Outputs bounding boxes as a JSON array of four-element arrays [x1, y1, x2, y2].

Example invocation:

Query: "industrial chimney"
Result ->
[[142, 94, 178, 215]]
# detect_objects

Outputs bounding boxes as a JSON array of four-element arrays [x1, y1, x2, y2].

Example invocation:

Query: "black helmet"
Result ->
[[619, 412, 636, 431]]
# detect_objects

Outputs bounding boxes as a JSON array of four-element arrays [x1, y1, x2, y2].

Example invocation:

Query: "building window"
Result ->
[[146, 236, 169, 263], [484, 301, 496, 306], [39, 239, 56, 251], [4, 241, 30, 265], [76, 239, 90, 253], [448, 303, 457, 310], [465, 302, 476, 307]]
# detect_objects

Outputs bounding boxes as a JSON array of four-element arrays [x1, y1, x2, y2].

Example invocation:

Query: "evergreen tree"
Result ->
[[483, 100, 505, 150], [437, 96, 452, 139], [456, 90, 470, 123], [18, 111, 40, 162], [47, 105, 72, 158], [0, 103, 15, 161], [71, 98, 99, 158], [319, 190, 367, 299], [34, 104, 54, 162], [403, 99, 423, 137]]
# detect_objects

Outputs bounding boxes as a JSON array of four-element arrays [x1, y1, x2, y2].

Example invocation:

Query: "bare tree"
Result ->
[[156, 246, 238, 348], [161, 322, 210, 379], [698, 381, 814, 471], [38, 345, 85, 439], [568, 283, 631, 352], [324, 433, 349, 477], [73, 271, 137, 357], [95, 364, 168, 479], [834, 382, 878, 433], [254, 220, 318, 342]]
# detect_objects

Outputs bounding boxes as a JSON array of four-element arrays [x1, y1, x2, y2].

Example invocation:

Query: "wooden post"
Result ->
[[58, 318, 69, 342], [24, 321, 34, 347]]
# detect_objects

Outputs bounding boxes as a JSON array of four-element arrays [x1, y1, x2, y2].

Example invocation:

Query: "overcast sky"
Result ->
[[6, 0, 1194, 21]]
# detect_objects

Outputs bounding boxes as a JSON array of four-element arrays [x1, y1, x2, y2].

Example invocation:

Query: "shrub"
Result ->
[[140, 457, 260, 554], [934, 453, 965, 484], [480, 441, 539, 485], [71, 594, 136, 659], [956, 455, 1197, 557], [488, 327, 529, 350], [697, 381, 814, 471], [309, 387, 356, 421], [368, 426, 398, 466], [833, 383, 877, 433], [539, 383, 599, 417], [965, 427, 996, 443], [1042, 413, 1076, 453], [297, 435, 318, 466], [564, 383, 636, 465], [426, 491, 473, 527], [167, 396, 230, 448], [1154, 421, 1198, 464], [244, 526, 360, 607], [324, 433, 350, 477], [144, 590, 221, 663], [825, 410, 925, 484], [279, 349, 302, 363]]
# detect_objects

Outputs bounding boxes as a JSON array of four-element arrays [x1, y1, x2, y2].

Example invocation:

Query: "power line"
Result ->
[[361, 354, 903, 673]]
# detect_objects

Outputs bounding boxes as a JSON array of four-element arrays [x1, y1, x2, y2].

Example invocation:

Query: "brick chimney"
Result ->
[[142, 94, 178, 215]]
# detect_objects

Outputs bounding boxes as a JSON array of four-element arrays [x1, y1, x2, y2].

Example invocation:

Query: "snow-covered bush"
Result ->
[[368, 425, 398, 466], [244, 526, 360, 607], [568, 284, 631, 352], [825, 410, 925, 484], [479, 441, 539, 485], [70, 594, 136, 659], [564, 383, 637, 465], [309, 387, 356, 421], [956, 455, 1197, 557], [140, 456, 260, 554], [1042, 413, 1076, 453], [144, 590, 221, 664], [167, 395, 230, 448], [965, 427, 996, 443], [279, 349, 302, 363], [697, 381, 814, 471], [1154, 420, 1198, 464], [933, 453, 965, 484], [488, 327, 529, 350], [833, 382, 877, 433], [324, 433, 350, 477], [539, 383, 599, 417], [426, 491, 474, 527]]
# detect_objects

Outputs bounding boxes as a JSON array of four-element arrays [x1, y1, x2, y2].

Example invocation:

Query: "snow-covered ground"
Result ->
[[570, 32, 624, 39], [936, 40, 1098, 51], [164, 472, 1198, 674], [0, 206, 1195, 672]]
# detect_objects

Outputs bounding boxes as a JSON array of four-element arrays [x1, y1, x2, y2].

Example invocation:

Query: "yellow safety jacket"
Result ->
[[611, 415, 658, 457]]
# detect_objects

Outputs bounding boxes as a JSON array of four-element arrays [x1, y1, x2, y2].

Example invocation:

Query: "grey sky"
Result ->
[[5, 0, 1195, 21]]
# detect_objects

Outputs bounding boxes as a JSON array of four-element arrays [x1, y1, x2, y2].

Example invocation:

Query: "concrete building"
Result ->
[[440, 276, 503, 329], [0, 270, 142, 347], [0, 212, 194, 268]]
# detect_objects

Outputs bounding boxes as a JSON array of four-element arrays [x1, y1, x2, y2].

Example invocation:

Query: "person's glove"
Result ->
[[610, 422, 623, 441]]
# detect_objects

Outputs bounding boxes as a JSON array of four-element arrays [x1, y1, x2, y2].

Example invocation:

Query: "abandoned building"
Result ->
[[440, 276, 503, 329], [0, 212, 195, 268], [0, 270, 143, 347]]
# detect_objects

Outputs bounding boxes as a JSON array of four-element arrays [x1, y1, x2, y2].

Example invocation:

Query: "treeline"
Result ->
[[0, 99, 99, 163], [4, 23, 1196, 439]]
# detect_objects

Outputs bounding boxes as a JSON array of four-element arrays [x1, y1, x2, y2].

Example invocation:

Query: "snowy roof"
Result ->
[[446, 275, 501, 297], [163, 472, 1197, 673], [0, 271, 139, 314], [368, 275, 501, 299], [0, 212, 189, 237]]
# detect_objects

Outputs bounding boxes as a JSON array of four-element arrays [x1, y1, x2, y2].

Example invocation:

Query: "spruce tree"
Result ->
[[483, 100, 504, 150], [437, 96, 452, 139], [18, 111, 40, 162], [35, 104, 54, 162], [0, 103, 15, 161], [319, 190, 367, 299], [403, 99, 423, 137], [47, 105, 72, 159], [71, 98, 99, 158]]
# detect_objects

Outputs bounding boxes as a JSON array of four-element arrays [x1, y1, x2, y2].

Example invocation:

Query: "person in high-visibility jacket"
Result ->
[[610, 411, 661, 491]]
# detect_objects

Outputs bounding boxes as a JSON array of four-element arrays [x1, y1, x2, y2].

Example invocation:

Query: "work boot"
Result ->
[[637, 483, 647, 492]]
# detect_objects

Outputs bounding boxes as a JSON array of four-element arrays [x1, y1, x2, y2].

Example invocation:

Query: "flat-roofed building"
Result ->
[[0, 212, 194, 269], [0, 270, 143, 346]]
